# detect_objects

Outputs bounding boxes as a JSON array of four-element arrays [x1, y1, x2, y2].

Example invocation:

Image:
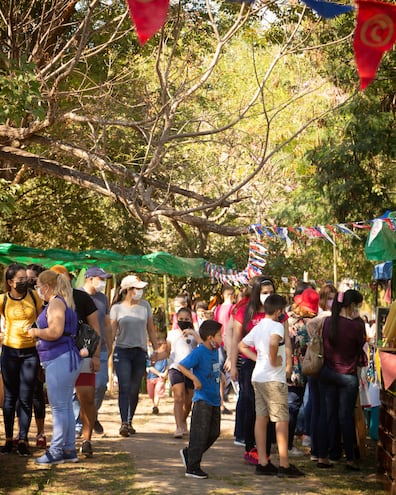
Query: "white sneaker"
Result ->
[[302, 435, 311, 447], [288, 446, 304, 457]]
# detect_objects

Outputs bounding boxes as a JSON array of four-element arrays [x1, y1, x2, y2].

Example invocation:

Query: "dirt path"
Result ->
[[96, 393, 324, 495]]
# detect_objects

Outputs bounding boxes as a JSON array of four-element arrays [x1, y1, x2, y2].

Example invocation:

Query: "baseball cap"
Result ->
[[120, 275, 148, 290], [85, 267, 111, 279]]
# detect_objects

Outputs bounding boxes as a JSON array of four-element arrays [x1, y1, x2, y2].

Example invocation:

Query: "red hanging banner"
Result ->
[[126, 0, 169, 45], [353, 0, 396, 90]]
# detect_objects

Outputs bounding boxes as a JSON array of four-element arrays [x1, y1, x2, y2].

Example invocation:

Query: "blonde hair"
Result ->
[[38, 270, 75, 310]]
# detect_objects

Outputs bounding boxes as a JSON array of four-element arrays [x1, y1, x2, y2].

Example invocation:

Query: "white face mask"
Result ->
[[94, 280, 106, 293], [132, 289, 144, 300], [260, 294, 270, 306]]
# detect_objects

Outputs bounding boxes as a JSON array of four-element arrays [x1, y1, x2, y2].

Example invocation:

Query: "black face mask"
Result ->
[[26, 281, 36, 290], [178, 320, 191, 331], [15, 281, 28, 294]]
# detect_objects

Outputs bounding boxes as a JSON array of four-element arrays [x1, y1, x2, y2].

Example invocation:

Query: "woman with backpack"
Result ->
[[0, 263, 42, 456]]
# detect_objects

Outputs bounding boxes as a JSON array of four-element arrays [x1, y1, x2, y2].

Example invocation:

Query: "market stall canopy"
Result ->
[[0, 243, 207, 278], [365, 215, 396, 261]]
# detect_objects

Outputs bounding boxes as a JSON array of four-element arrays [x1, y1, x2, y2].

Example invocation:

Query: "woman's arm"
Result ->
[[147, 316, 158, 351], [33, 298, 65, 341], [230, 319, 243, 381]]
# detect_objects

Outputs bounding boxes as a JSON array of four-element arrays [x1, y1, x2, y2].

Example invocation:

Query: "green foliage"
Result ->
[[0, 56, 45, 124]]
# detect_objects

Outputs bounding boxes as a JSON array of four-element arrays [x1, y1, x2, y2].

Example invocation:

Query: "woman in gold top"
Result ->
[[0, 263, 42, 456]]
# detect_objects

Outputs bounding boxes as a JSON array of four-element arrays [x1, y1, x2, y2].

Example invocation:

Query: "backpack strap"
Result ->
[[28, 288, 38, 318], [1, 293, 7, 317]]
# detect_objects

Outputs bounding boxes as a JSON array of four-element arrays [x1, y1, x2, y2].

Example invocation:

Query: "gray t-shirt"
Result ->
[[110, 300, 152, 350]]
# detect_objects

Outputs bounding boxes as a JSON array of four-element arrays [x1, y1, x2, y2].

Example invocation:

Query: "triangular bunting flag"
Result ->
[[125, 0, 169, 45], [354, 0, 396, 89], [300, 0, 354, 18]]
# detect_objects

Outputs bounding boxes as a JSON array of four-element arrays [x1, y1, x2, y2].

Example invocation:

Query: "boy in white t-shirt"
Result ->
[[239, 294, 304, 478]]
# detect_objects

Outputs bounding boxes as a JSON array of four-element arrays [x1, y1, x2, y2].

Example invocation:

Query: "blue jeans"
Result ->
[[187, 400, 220, 471], [288, 385, 304, 449], [113, 347, 146, 424], [318, 365, 358, 461], [95, 350, 109, 413], [1, 345, 39, 440], [43, 352, 82, 456]]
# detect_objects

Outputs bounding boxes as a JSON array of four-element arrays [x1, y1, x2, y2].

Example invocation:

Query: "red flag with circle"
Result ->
[[126, 0, 169, 45], [353, 0, 396, 90]]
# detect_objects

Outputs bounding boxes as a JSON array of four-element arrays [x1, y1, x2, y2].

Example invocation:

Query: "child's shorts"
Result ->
[[168, 368, 194, 389], [147, 377, 166, 400], [252, 381, 289, 422]]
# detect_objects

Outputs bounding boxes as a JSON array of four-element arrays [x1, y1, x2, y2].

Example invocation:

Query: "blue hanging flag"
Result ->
[[300, 0, 354, 18]]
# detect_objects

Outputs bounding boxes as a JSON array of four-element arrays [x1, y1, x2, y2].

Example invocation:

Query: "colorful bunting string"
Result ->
[[204, 213, 394, 285]]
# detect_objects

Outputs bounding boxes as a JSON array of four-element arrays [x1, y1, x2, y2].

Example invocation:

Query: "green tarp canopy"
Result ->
[[365, 219, 396, 261], [0, 243, 207, 278]]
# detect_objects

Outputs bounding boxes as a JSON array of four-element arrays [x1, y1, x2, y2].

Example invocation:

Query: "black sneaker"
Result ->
[[256, 461, 278, 475], [180, 448, 188, 469], [1, 441, 13, 455], [278, 464, 305, 478], [185, 468, 208, 479], [80, 440, 93, 458], [152, 406, 159, 415], [93, 420, 104, 434], [16, 442, 31, 457]]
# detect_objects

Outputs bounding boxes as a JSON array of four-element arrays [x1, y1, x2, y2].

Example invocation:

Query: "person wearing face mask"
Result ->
[[110, 274, 158, 437], [230, 276, 291, 466], [16, 264, 48, 449], [155, 307, 201, 438], [317, 289, 366, 471], [80, 267, 112, 436], [27, 270, 82, 464], [0, 263, 42, 456], [50, 265, 101, 459]]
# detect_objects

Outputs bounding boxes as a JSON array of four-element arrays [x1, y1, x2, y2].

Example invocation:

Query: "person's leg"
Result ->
[[287, 385, 304, 450], [276, 420, 290, 468], [95, 350, 109, 413], [308, 378, 320, 458], [205, 405, 221, 451], [183, 385, 194, 422], [113, 347, 132, 424], [172, 382, 185, 433], [72, 391, 82, 435], [187, 401, 212, 472], [127, 348, 146, 425], [17, 348, 39, 445], [338, 373, 359, 461], [75, 384, 96, 442], [239, 359, 256, 452], [33, 374, 46, 443], [255, 415, 269, 466], [44, 353, 81, 458], [1, 346, 20, 442], [153, 377, 165, 409]]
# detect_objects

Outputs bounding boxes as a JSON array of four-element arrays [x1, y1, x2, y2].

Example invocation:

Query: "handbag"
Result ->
[[302, 319, 324, 376], [74, 322, 100, 358]]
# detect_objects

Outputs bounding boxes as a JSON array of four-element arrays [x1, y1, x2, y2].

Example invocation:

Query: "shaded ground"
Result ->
[[0, 391, 385, 494]]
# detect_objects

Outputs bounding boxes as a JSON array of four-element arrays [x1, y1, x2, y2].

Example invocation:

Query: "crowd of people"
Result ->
[[0, 264, 373, 479]]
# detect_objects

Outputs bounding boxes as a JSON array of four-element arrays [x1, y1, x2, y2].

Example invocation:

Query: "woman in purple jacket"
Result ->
[[28, 270, 82, 465]]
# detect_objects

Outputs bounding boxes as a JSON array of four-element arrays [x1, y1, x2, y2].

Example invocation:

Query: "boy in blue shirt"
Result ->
[[178, 320, 223, 479]]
